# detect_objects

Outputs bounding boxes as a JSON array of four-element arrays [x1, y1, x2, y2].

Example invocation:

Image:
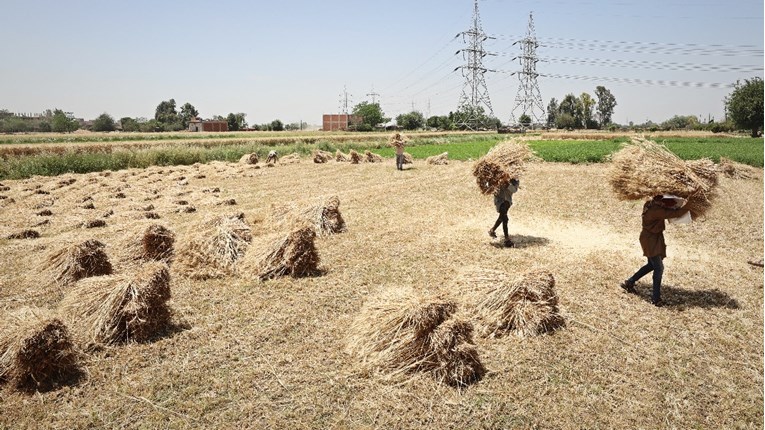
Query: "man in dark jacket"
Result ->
[[488, 178, 519, 248], [621, 195, 691, 306]]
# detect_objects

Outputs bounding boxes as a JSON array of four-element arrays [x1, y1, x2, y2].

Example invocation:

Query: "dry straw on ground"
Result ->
[[174, 214, 252, 279], [6, 229, 40, 240], [608, 137, 718, 219], [0, 307, 79, 391], [58, 262, 172, 347], [269, 196, 347, 236], [426, 152, 449, 165], [114, 224, 175, 267], [335, 150, 349, 162], [719, 157, 759, 179], [349, 150, 362, 164], [402, 152, 413, 165], [242, 225, 320, 281], [281, 153, 301, 164], [472, 141, 532, 194], [42, 239, 112, 287], [365, 151, 383, 163], [346, 287, 484, 387], [238, 153, 259, 165], [313, 150, 333, 164]]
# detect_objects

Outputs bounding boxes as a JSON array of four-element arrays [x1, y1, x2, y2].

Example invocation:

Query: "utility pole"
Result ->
[[366, 85, 380, 104], [338, 85, 352, 114], [454, 0, 496, 130], [510, 12, 545, 126]]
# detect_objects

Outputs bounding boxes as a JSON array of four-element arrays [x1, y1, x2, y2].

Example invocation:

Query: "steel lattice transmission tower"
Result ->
[[454, 0, 496, 130], [510, 12, 545, 126]]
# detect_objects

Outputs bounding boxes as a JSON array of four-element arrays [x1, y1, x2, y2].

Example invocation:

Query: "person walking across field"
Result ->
[[389, 132, 406, 171], [621, 195, 691, 306], [488, 178, 519, 248]]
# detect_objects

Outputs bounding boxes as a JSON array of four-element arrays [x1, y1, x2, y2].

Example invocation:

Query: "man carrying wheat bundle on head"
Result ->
[[389, 132, 406, 171]]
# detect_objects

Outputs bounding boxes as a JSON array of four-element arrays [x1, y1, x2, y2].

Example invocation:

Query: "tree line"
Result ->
[[1, 78, 761, 137]]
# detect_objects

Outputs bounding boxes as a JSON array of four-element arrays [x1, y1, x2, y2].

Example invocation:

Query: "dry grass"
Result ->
[[0, 158, 761, 428], [241, 225, 320, 281], [113, 224, 175, 268], [402, 152, 413, 165], [173, 213, 252, 279], [335, 149, 349, 162], [58, 262, 172, 347], [609, 137, 719, 219], [349, 149, 362, 164], [41, 239, 113, 287], [365, 151, 383, 163], [269, 196, 346, 236], [426, 152, 449, 165], [719, 157, 759, 179], [313, 150, 332, 164], [0, 306, 80, 391], [238, 153, 259, 165]]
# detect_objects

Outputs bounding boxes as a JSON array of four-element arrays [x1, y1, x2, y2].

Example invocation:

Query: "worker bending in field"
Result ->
[[621, 195, 691, 307], [266, 150, 278, 164], [389, 132, 406, 171], [488, 178, 519, 248]]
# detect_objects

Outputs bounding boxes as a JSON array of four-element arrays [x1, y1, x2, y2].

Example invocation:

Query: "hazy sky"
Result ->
[[1, 0, 762, 126]]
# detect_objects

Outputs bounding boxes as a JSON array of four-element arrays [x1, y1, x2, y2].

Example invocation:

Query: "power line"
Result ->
[[540, 73, 736, 88]]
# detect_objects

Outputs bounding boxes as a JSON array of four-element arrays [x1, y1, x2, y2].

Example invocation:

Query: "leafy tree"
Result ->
[[579, 93, 596, 129], [154, 99, 178, 124], [426, 115, 454, 130], [725, 77, 763, 137], [120, 117, 140, 132], [518, 114, 531, 127], [270, 119, 284, 131], [555, 113, 577, 130], [661, 115, 699, 130], [51, 109, 79, 133], [226, 113, 248, 131], [558, 94, 582, 128], [139, 119, 162, 132], [92, 113, 116, 132], [452, 105, 498, 130], [594, 86, 617, 128], [396, 111, 425, 130], [179, 103, 199, 128], [352, 102, 387, 128], [546, 98, 558, 128]]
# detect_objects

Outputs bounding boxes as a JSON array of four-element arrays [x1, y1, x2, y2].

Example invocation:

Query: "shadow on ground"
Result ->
[[635, 284, 740, 309]]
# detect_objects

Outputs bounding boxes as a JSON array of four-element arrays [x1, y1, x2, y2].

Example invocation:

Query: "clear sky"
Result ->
[[0, 0, 762, 126]]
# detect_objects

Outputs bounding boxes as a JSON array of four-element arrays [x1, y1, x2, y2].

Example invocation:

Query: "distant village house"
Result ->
[[188, 117, 228, 132]]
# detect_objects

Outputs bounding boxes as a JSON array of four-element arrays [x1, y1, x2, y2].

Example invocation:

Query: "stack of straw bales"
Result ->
[[243, 225, 320, 281], [270, 196, 347, 236], [115, 224, 175, 267], [43, 240, 113, 287], [449, 268, 563, 338], [719, 157, 758, 179], [281, 153, 301, 164], [349, 150, 363, 164], [426, 152, 449, 165], [0, 307, 80, 391], [336, 150, 349, 162], [174, 214, 252, 279], [402, 152, 414, 165], [239, 153, 259, 164], [472, 141, 532, 194], [59, 262, 172, 347], [313, 150, 333, 164], [365, 151, 383, 163], [608, 137, 718, 219], [346, 287, 484, 387]]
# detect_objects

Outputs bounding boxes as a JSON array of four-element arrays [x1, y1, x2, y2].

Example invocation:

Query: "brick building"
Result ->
[[322, 114, 362, 131], [189, 118, 229, 132]]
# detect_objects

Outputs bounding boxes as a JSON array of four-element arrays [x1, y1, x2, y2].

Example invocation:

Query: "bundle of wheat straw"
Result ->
[[244, 225, 320, 281], [269, 196, 346, 236], [608, 137, 718, 218], [346, 288, 484, 386], [426, 152, 449, 165], [239, 153, 259, 164], [474, 269, 563, 337], [313, 150, 332, 164], [349, 150, 362, 164], [0, 307, 79, 391], [115, 224, 175, 267], [336, 150, 349, 162], [281, 153, 301, 164], [43, 239, 113, 287], [472, 141, 532, 195], [59, 262, 172, 347], [402, 152, 414, 164], [6, 229, 40, 239], [174, 214, 252, 279], [365, 151, 383, 163], [719, 157, 758, 179]]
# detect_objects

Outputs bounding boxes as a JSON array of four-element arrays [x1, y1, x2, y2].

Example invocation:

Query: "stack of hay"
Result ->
[[609, 137, 719, 219], [365, 151, 383, 163], [281, 153, 302, 164], [335, 150, 349, 162], [349, 150, 363, 164], [59, 262, 172, 347], [346, 287, 484, 387], [718, 157, 758, 180], [472, 141, 532, 195], [174, 213, 252, 279], [426, 152, 449, 165], [402, 152, 414, 165], [242, 225, 320, 281], [114, 224, 175, 268], [42, 240, 113, 287], [313, 150, 333, 164], [0, 307, 80, 391], [269, 196, 347, 236], [239, 153, 259, 165]]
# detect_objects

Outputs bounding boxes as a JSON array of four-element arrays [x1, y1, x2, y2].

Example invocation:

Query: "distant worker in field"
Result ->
[[620, 195, 691, 307], [266, 150, 278, 164], [488, 178, 519, 248], [389, 132, 406, 171]]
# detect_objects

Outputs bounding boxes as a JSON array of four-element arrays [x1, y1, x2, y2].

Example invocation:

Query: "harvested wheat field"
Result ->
[[0, 156, 762, 428]]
